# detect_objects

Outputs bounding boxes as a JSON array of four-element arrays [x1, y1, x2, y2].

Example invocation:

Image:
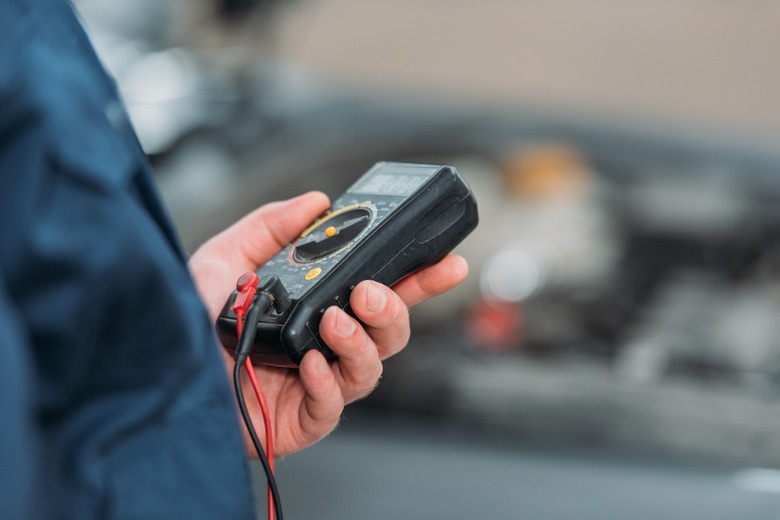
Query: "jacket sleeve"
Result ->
[[0, 275, 40, 520]]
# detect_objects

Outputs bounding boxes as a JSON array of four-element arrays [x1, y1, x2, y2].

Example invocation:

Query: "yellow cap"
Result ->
[[305, 267, 323, 281]]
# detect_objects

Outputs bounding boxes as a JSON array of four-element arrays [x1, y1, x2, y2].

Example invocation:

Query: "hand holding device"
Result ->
[[188, 177, 471, 458]]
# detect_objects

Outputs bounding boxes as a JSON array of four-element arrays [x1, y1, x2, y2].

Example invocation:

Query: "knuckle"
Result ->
[[348, 363, 377, 390], [393, 298, 410, 327], [303, 388, 343, 431], [351, 362, 383, 401], [345, 349, 381, 388]]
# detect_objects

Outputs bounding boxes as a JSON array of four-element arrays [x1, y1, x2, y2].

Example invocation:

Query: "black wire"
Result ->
[[234, 360, 284, 520], [233, 282, 283, 519]]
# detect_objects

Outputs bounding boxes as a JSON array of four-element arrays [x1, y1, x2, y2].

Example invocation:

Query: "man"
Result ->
[[0, 0, 467, 518]]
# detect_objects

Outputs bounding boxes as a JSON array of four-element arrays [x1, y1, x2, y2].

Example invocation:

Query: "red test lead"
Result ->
[[231, 271, 279, 520], [233, 272, 259, 315]]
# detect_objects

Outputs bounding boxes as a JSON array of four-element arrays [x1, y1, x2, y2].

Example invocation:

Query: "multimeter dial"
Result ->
[[293, 208, 371, 263]]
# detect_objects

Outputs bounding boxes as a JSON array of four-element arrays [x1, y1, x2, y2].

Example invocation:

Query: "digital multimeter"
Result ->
[[217, 162, 478, 367]]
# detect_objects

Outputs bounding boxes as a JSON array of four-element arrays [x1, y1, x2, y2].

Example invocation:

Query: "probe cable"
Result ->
[[233, 287, 283, 520], [235, 310, 276, 520]]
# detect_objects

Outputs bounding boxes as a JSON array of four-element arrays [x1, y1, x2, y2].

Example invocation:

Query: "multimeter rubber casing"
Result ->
[[216, 162, 478, 367]]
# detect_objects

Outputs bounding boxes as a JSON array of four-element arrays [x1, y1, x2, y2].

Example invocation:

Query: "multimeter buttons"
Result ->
[[293, 208, 371, 262]]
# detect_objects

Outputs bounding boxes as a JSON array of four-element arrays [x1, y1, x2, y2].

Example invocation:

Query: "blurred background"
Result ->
[[75, 0, 780, 518]]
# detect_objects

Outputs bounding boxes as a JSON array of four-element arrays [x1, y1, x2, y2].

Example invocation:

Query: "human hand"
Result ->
[[188, 192, 468, 457]]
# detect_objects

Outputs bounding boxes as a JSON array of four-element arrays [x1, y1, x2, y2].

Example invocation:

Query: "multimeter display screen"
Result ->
[[349, 173, 429, 197]]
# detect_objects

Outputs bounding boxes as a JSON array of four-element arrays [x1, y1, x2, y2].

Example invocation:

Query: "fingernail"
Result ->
[[366, 283, 386, 312], [335, 309, 356, 337]]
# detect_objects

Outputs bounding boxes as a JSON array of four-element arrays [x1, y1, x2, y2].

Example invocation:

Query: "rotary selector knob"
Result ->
[[293, 208, 371, 263]]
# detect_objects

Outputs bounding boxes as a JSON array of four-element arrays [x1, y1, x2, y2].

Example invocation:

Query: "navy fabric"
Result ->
[[0, 1, 255, 518]]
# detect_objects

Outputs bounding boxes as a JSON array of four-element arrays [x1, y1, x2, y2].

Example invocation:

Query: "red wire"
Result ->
[[235, 307, 276, 520], [245, 358, 275, 520]]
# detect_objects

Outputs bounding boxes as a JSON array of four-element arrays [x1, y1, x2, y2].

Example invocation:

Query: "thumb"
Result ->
[[211, 191, 331, 269]]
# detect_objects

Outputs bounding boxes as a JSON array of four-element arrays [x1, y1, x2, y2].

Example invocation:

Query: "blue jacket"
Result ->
[[0, 1, 255, 518]]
